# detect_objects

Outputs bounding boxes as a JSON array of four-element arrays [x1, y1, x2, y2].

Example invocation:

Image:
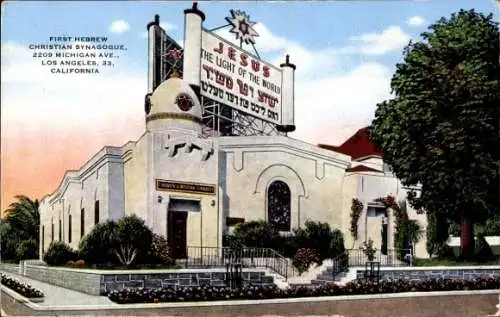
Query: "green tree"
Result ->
[[1, 195, 40, 260], [4, 195, 40, 241], [406, 220, 424, 247], [370, 9, 500, 260], [426, 212, 451, 258]]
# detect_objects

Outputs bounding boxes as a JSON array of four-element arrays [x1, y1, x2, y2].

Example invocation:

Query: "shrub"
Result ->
[[15, 238, 38, 261], [426, 213, 450, 258], [79, 220, 119, 264], [434, 244, 456, 260], [148, 234, 174, 265], [115, 215, 153, 264], [43, 241, 76, 266], [231, 220, 345, 263], [272, 234, 299, 258], [233, 221, 280, 248], [300, 221, 336, 263], [1, 273, 44, 298], [79, 215, 154, 266], [475, 234, 495, 262], [107, 277, 500, 304], [329, 229, 345, 259], [361, 239, 377, 261], [222, 233, 244, 250], [292, 248, 320, 274], [483, 217, 500, 236]]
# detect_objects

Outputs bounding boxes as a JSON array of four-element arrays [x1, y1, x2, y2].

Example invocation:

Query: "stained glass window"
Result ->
[[267, 180, 291, 231]]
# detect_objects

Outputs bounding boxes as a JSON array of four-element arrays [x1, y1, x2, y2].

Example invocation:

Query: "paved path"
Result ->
[[1, 271, 117, 308], [2, 290, 500, 317]]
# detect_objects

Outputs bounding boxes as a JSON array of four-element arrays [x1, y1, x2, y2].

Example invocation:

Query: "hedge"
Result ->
[[107, 276, 500, 304]]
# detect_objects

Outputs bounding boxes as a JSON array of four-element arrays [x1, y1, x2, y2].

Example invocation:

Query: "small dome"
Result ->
[[146, 77, 203, 135], [148, 77, 202, 118]]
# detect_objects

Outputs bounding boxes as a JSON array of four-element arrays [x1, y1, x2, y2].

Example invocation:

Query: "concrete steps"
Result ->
[[311, 266, 360, 286]]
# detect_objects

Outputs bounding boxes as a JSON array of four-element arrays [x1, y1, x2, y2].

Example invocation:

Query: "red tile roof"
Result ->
[[318, 127, 383, 160], [346, 165, 383, 173]]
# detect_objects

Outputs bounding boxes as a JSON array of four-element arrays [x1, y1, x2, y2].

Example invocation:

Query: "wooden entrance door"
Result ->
[[168, 210, 188, 259]]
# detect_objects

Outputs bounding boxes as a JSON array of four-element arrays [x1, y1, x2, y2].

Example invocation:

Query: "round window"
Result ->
[[176, 94, 193, 112]]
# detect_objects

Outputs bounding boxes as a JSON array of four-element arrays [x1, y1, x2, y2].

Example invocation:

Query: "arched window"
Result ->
[[267, 180, 291, 231], [68, 214, 72, 243]]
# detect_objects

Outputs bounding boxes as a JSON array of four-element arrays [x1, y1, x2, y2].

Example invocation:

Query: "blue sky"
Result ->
[[2, 1, 498, 76]]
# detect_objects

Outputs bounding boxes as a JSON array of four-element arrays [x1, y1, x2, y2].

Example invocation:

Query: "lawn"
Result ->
[[451, 245, 500, 257], [413, 258, 500, 266], [413, 245, 500, 266]]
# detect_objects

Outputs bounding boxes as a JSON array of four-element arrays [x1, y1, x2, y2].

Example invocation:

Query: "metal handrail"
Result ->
[[264, 247, 297, 278], [182, 246, 297, 279], [331, 250, 349, 278]]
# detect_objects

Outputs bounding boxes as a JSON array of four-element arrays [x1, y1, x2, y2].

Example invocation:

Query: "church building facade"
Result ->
[[38, 3, 428, 261]]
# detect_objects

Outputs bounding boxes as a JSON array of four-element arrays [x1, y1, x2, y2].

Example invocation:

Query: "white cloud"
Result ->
[[291, 63, 392, 144], [349, 26, 410, 55], [215, 22, 288, 53], [407, 16, 426, 27], [109, 20, 131, 34], [1, 42, 146, 135], [139, 22, 177, 38], [216, 23, 342, 80], [160, 22, 177, 32]]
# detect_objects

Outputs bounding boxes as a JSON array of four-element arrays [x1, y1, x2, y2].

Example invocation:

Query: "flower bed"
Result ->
[[1, 273, 44, 298], [108, 276, 500, 304]]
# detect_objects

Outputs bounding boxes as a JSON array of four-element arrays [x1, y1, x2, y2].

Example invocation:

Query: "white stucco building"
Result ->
[[38, 3, 427, 260]]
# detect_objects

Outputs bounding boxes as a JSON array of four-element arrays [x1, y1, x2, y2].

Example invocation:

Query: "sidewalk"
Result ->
[[0, 270, 118, 308]]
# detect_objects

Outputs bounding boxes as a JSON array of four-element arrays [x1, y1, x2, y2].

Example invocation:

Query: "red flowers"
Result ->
[[350, 198, 364, 241]]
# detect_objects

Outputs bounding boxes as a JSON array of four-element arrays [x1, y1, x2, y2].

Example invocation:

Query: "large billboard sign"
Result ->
[[200, 30, 283, 125]]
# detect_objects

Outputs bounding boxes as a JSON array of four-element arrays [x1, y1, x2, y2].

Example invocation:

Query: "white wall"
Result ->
[[341, 174, 359, 249], [448, 236, 500, 246], [123, 135, 148, 220], [342, 166, 428, 258], [39, 147, 125, 256], [148, 131, 220, 248], [351, 156, 384, 171], [219, 136, 350, 234]]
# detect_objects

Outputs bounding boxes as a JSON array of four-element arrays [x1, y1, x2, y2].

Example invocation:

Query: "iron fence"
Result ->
[[347, 248, 413, 267], [331, 250, 349, 278], [178, 246, 297, 279]]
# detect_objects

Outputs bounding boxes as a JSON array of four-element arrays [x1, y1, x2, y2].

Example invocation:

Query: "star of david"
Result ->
[[225, 9, 259, 45], [169, 48, 183, 62]]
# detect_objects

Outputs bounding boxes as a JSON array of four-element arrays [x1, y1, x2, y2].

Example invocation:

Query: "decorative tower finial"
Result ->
[[280, 54, 296, 70], [147, 14, 160, 30], [184, 1, 205, 21]]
